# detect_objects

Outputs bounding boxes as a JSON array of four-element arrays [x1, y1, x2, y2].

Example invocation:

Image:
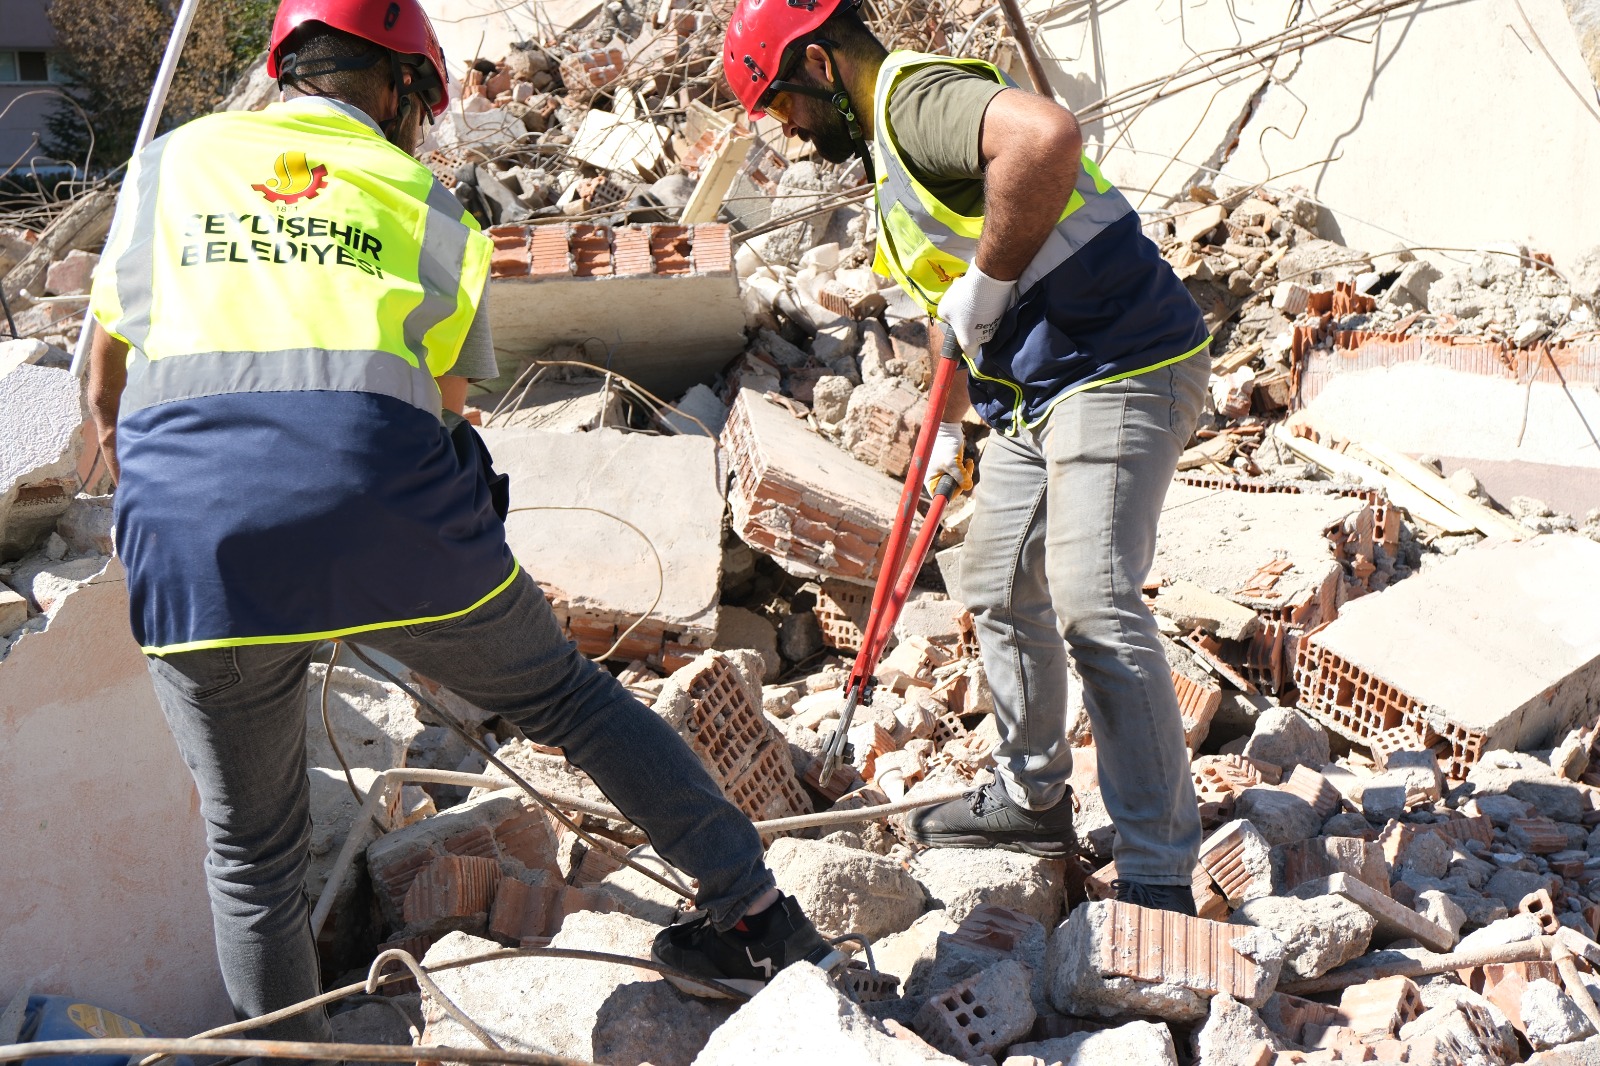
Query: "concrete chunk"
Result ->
[[1291, 871, 1456, 951], [693, 962, 963, 1065], [1230, 894, 1375, 980], [1008, 1019, 1179, 1065], [766, 837, 926, 941], [421, 916, 733, 1066], [723, 389, 904, 585], [0, 364, 84, 561], [910, 847, 1066, 927], [1151, 579, 1261, 641]]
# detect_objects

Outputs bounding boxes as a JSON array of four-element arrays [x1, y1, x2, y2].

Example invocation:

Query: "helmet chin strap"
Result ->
[[768, 43, 874, 182], [381, 52, 440, 150]]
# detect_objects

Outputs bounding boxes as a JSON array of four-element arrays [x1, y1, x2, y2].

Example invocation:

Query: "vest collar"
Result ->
[[276, 95, 384, 136]]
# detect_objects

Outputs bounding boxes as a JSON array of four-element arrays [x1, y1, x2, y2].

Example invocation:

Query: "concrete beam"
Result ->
[[486, 222, 745, 398]]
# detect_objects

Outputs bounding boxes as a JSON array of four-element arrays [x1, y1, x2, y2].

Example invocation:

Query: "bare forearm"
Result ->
[[973, 91, 1083, 282], [939, 365, 972, 422], [87, 324, 128, 484], [436, 375, 468, 415]]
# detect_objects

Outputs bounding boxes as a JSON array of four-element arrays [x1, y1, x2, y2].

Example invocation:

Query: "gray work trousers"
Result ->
[[959, 352, 1210, 884], [145, 570, 772, 1041]]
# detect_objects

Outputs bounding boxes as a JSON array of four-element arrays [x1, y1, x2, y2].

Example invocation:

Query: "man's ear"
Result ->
[[804, 41, 835, 84]]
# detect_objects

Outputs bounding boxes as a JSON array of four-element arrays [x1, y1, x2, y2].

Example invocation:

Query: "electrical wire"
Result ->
[[138, 941, 756, 1066], [366, 949, 501, 1050], [338, 642, 697, 903], [504, 505, 664, 663], [15, 1038, 582, 1065], [486, 357, 718, 439], [319, 641, 364, 805]]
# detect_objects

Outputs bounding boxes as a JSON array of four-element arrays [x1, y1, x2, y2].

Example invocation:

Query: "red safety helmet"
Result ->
[[724, 0, 852, 118], [267, 0, 450, 118]]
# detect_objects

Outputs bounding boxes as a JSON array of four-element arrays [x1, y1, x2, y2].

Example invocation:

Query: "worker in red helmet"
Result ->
[[84, 0, 836, 1041], [725, 0, 1213, 913]]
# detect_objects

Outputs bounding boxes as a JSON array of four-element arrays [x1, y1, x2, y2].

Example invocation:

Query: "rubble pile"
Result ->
[[6, 3, 1600, 1063]]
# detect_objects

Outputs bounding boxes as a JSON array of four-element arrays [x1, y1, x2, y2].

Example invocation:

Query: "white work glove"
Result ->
[[938, 261, 1017, 356], [925, 421, 974, 499]]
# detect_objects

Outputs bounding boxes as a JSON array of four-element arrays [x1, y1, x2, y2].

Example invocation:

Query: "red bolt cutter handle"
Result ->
[[818, 331, 964, 787]]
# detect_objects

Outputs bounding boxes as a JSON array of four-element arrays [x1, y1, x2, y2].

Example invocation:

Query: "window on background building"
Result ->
[[0, 51, 65, 83]]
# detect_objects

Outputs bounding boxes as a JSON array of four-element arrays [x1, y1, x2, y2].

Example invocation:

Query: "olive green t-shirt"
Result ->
[[883, 63, 1007, 218]]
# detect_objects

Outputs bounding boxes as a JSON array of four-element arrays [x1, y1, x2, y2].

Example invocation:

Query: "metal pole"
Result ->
[[69, 0, 204, 377], [997, 0, 1057, 100]]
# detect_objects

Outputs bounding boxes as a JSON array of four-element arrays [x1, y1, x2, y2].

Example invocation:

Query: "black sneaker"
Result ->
[[903, 779, 1076, 858], [1112, 878, 1197, 917], [651, 893, 843, 999]]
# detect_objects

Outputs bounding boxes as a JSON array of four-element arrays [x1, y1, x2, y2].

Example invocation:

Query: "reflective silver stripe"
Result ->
[[1018, 179, 1134, 294], [402, 180, 472, 368], [112, 133, 170, 351], [120, 347, 442, 418]]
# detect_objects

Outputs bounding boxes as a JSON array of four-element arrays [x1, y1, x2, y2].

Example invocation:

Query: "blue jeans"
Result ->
[[959, 353, 1210, 885], [145, 571, 772, 1039]]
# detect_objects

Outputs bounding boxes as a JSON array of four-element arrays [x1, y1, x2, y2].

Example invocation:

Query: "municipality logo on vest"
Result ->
[[252, 152, 329, 204]]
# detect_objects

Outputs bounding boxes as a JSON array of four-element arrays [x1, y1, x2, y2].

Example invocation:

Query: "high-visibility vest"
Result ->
[[869, 51, 1134, 317], [92, 100, 491, 422]]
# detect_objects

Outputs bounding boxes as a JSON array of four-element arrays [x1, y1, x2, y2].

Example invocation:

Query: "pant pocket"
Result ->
[[1168, 352, 1210, 438], [149, 646, 242, 702]]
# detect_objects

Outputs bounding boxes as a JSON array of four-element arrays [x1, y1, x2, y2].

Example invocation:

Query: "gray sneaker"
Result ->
[[903, 779, 1076, 858]]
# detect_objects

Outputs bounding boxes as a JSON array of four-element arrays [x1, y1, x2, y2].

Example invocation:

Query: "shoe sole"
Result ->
[[660, 948, 847, 1001], [904, 829, 1074, 859]]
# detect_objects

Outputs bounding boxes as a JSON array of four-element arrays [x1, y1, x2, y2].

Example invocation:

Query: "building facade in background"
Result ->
[[0, 0, 67, 172]]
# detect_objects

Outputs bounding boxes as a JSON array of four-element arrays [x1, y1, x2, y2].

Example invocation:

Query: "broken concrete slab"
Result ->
[[1295, 339, 1600, 521], [487, 222, 743, 397], [1290, 872, 1456, 952], [692, 961, 963, 1065], [1154, 481, 1364, 614], [723, 389, 906, 586], [481, 425, 723, 664], [1010, 1019, 1180, 1065], [419, 915, 732, 1066], [0, 557, 231, 1035], [0, 364, 83, 561], [1295, 535, 1600, 779]]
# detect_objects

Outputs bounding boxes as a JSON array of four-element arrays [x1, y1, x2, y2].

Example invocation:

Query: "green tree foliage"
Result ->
[[43, 0, 275, 171]]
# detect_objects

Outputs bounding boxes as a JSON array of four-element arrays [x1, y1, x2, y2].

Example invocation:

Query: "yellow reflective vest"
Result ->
[[93, 99, 491, 421], [89, 99, 515, 656], [868, 51, 1211, 434]]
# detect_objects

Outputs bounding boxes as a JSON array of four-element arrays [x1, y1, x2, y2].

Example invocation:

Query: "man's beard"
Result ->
[[792, 94, 859, 165]]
